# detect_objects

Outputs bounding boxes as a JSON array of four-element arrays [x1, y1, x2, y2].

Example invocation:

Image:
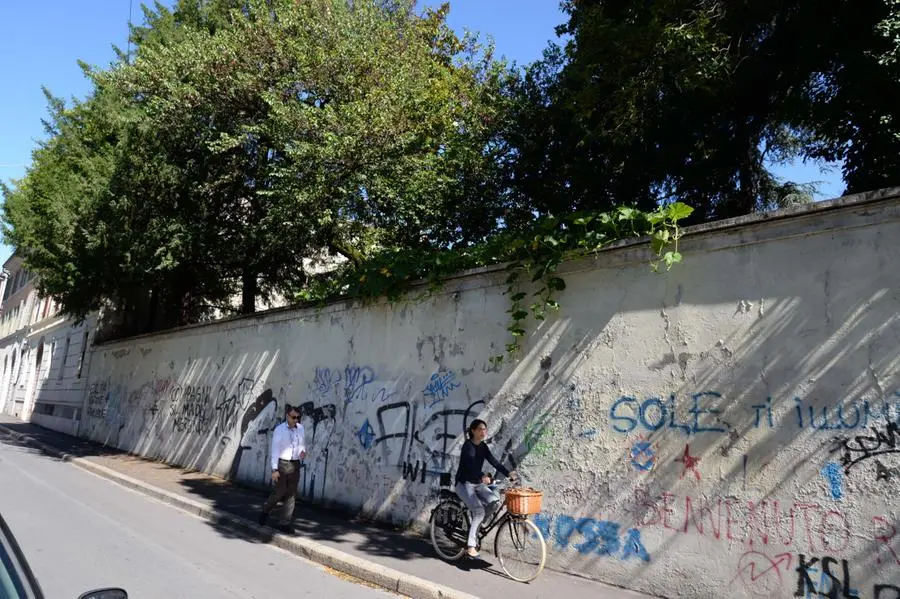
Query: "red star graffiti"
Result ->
[[677, 444, 701, 480]]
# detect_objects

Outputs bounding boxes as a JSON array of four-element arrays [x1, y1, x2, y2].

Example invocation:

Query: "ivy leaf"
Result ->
[[651, 229, 670, 254], [511, 292, 527, 301], [617, 206, 636, 221], [663, 251, 683, 268], [666, 202, 694, 222], [512, 310, 529, 320], [646, 210, 667, 225], [547, 276, 566, 291]]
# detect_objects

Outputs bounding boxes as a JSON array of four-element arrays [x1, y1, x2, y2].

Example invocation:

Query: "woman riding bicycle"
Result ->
[[454, 419, 517, 557]]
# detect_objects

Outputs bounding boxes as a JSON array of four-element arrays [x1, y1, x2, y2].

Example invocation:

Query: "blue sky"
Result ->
[[0, 1, 844, 265]]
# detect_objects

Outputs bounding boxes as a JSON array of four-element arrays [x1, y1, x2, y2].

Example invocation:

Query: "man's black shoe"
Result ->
[[277, 524, 294, 534], [258, 512, 269, 526]]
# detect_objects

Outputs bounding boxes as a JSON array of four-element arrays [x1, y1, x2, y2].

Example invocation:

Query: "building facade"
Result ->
[[0, 253, 96, 435]]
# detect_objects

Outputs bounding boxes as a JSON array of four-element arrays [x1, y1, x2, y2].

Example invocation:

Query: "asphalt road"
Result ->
[[0, 437, 398, 599]]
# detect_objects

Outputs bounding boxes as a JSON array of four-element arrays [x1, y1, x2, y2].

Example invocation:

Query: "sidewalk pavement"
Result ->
[[0, 416, 656, 599]]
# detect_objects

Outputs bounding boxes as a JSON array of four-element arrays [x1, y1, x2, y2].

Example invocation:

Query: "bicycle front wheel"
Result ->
[[494, 517, 547, 582]]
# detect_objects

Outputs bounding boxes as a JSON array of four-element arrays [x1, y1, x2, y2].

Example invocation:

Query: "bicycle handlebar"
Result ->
[[487, 473, 524, 492]]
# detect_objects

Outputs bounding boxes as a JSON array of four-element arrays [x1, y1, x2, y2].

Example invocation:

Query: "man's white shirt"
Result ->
[[270, 421, 306, 470]]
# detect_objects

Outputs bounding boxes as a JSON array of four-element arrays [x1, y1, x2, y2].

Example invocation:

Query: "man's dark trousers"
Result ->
[[260, 459, 300, 528]]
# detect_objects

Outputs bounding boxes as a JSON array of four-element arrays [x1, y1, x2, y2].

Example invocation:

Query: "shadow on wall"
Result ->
[[72, 195, 900, 597], [526, 230, 900, 595]]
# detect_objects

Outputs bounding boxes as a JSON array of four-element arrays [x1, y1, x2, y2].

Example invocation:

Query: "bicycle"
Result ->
[[428, 473, 547, 583]]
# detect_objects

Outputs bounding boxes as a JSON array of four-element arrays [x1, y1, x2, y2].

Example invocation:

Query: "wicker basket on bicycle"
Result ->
[[504, 486, 543, 515]]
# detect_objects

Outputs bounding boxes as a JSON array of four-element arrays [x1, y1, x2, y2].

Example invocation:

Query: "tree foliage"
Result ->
[[8, 0, 895, 350], [3, 0, 518, 334], [508, 0, 900, 222]]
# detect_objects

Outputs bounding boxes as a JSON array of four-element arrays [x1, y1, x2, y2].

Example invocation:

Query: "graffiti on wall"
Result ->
[[85, 380, 110, 419], [609, 391, 900, 436], [298, 400, 337, 501], [629, 437, 658, 472], [309, 364, 397, 407], [423, 370, 460, 409], [375, 396, 484, 477], [533, 512, 651, 561], [82, 357, 900, 599], [168, 377, 258, 436], [731, 551, 794, 597], [831, 421, 900, 474], [229, 388, 279, 485]]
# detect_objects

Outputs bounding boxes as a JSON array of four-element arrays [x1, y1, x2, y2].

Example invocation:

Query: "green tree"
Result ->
[[4, 0, 515, 333], [791, 0, 900, 193], [511, 0, 900, 222]]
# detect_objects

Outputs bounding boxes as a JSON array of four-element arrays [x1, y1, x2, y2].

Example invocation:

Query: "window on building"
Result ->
[[30, 294, 40, 324], [58, 336, 70, 380], [76, 330, 89, 379]]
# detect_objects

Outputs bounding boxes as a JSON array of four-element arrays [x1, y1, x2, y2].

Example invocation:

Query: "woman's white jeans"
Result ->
[[456, 482, 501, 548]]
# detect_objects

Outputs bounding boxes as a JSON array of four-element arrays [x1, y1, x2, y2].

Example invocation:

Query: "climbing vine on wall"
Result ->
[[298, 202, 693, 364]]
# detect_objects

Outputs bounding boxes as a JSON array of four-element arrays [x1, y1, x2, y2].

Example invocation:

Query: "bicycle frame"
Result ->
[[475, 496, 526, 543], [433, 474, 529, 548]]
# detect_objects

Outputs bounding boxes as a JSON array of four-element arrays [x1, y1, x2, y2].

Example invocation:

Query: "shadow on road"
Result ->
[[176, 473, 481, 566], [0, 422, 122, 461], [0, 419, 508, 579]]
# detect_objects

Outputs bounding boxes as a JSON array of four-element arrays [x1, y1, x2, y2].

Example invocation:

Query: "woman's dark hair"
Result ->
[[467, 419, 487, 439]]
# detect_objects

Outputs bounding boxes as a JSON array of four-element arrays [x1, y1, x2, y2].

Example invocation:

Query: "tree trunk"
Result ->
[[241, 267, 258, 314], [734, 120, 757, 217], [179, 288, 193, 326], [146, 285, 159, 332]]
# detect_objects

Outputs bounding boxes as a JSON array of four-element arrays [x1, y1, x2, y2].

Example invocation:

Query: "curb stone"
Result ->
[[0, 424, 479, 599]]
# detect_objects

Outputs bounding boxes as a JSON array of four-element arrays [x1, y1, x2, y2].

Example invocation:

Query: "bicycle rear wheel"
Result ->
[[494, 517, 547, 582], [430, 500, 469, 561]]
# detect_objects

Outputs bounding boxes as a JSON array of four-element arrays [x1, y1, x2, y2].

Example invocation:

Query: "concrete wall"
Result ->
[[78, 190, 900, 599]]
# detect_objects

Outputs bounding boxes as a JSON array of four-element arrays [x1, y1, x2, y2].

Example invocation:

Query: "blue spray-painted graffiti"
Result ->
[[611, 391, 900, 435], [533, 513, 650, 561], [423, 371, 461, 408], [820, 462, 845, 501], [630, 439, 656, 471], [344, 364, 376, 404], [792, 396, 900, 431], [357, 418, 376, 450], [309, 365, 395, 405], [310, 367, 340, 400], [609, 392, 728, 435]]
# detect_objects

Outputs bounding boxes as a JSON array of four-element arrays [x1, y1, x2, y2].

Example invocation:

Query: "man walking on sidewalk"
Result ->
[[258, 404, 306, 532]]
